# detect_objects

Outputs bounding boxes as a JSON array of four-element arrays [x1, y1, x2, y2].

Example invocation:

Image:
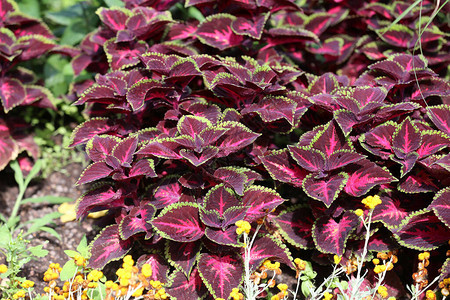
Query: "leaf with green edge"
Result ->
[[344, 160, 396, 197], [213, 167, 248, 196], [166, 241, 201, 277], [197, 252, 243, 299], [152, 177, 182, 209], [203, 184, 240, 218], [166, 268, 208, 300], [241, 96, 296, 125], [372, 195, 410, 228], [398, 170, 439, 194], [260, 149, 306, 187], [68, 118, 117, 148], [427, 105, 450, 136], [416, 131, 450, 159], [392, 118, 421, 158], [288, 146, 325, 173], [152, 203, 205, 242], [88, 224, 132, 269], [196, 14, 243, 50], [303, 172, 348, 207], [216, 121, 261, 156], [376, 24, 416, 48], [205, 226, 240, 247], [312, 211, 359, 256], [177, 115, 211, 138], [391, 210, 450, 250], [179, 146, 219, 167], [428, 187, 450, 228], [119, 202, 155, 240], [136, 253, 170, 283], [273, 205, 315, 249], [246, 235, 295, 273], [76, 161, 113, 185], [242, 186, 285, 222]]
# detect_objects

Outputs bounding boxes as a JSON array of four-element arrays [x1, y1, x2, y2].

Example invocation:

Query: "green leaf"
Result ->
[[76, 235, 89, 258], [11, 160, 24, 190], [60, 21, 89, 45], [17, 0, 41, 18], [21, 196, 73, 204], [28, 244, 49, 258], [39, 226, 62, 240], [64, 250, 80, 258], [0, 225, 11, 248], [24, 159, 43, 188], [60, 260, 78, 281], [24, 212, 62, 237]]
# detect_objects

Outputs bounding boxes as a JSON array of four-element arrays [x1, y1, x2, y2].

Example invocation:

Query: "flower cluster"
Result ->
[[235, 220, 251, 235], [377, 285, 388, 298], [229, 287, 244, 300], [294, 258, 306, 278], [439, 277, 450, 297], [413, 251, 431, 290], [0, 264, 7, 273], [361, 195, 382, 210], [373, 251, 398, 274], [43, 263, 62, 282], [270, 283, 288, 300]]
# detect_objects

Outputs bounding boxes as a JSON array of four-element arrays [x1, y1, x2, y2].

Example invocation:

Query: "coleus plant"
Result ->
[[70, 0, 450, 298], [0, 0, 77, 171]]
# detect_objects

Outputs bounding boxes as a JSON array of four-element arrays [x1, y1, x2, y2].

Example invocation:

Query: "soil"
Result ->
[[0, 162, 97, 295]]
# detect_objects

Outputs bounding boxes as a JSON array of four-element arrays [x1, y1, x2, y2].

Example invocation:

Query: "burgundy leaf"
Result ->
[[205, 226, 240, 246], [246, 235, 295, 273], [179, 146, 219, 166], [76, 185, 122, 219], [391, 211, 450, 250], [88, 225, 132, 269], [166, 241, 201, 277], [260, 149, 306, 187], [429, 187, 450, 228], [136, 253, 170, 283], [112, 137, 138, 167], [152, 178, 182, 209], [196, 14, 243, 50], [137, 138, 182, 159], [203, 184, 240, 218], [308, 73, 339, 95], [119, 203, 155, 240], [417, 131, 450, 159], [311, 120, 351, 156], [372, 195, 409, 228], [231, 13, 268, 39], [0, 78, 26, 113], [303, 172, 348, 207], [241, 96, 295, 125], [213, 167, 248, 196], [216, 122, 261, 156], [129, 159, 157, 178], [76, 161, 113, 185], [273, 206, 315, 249], [177, 115, 211, 138], [360, 121, 396, 159], [376, 25, 415, 48], [398, 170, 439, 193], [86, 135, 119, 162], [152, 203, 205, 242], [313, 211, 359, 256], [97, 7, 129, 32], [69, 118, 117, 147], [104, 39, 148, 70], [427, 105, 450, 136], [392, 118, 421, 157], [344, 160, 396, 197], [326, 150, 366, 171], [288, 146, 325, 173], [243, 186, 284, 222], [197, 252, 243, 299], [167, 269, 208, 300]]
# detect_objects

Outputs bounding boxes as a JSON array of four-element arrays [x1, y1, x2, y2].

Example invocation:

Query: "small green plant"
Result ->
[[0, 159, 73, 299]]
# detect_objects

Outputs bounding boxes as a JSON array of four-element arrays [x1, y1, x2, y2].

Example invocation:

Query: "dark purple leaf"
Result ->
[[166, 241, 201, 277], [197, 252, 243, 299], [243, 186, 284, 222], [303, 172, 348, 207], [273, 206, 315, 249], [260, 149, 307, 187], [196, 14, 243, 50], [88, 225, 132, 269], [152, 203, 205, 242], [203, 184, 240, 217], [76, 161, 113, 185], [428, 187, 450, 228], [167, 269, 208, 300]]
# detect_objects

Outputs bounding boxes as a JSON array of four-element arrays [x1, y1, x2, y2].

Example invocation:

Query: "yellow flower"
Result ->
[[374, 265, 386, 274], [426, 290, 436, 300], [361, 195, 382, 210], [278, 283, 288, 291], [87, 270, 103, 281], [355, 209, 364, 217], [21, 280, 35, 288], [333, 255, 341, 264], [141, 263, 153, 277], [388, 297, 396, 300], [323, 291, 333, 300], [418, 252, 430, 261], [230, 287, 243, 300], [0, 264, 8, 273], [132, 287, 144, 297], [294, 258, 306, 270], [235, 220, 251, 235], [271, 295, 280, 300], [377, 285, 388, 298], [372, 258, 380, 265], [12, 290, 26, 299]]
